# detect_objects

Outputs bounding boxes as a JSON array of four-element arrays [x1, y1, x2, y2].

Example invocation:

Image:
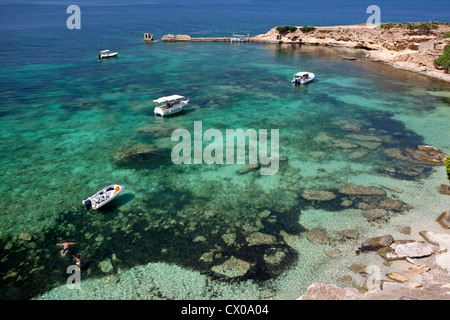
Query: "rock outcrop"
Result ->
[[254, 24, 450, 82], [384, 145, 448, 165], [300, 226, 450, 300]]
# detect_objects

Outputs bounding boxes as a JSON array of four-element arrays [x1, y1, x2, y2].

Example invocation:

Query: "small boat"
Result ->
[[291, 72, 315, 85], [153, 95, 189, 116], [82, 184, 124, 210], [230, 33, 249, 42], [98, 50, 118, 59]]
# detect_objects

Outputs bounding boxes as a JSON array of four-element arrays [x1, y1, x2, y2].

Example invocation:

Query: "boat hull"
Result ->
[[291, 72, 315, 85], [82, 184, 124, 210], [99, 52, 118, 59], [154, 99, 189, 116]]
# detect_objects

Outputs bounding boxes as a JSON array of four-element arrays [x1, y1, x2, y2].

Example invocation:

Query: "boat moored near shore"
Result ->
[[230, 33, 249, 42], [291, 72, 315, 85]]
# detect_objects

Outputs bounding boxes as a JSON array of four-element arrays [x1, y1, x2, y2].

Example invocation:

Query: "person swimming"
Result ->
[[57, 240, 77, 256]]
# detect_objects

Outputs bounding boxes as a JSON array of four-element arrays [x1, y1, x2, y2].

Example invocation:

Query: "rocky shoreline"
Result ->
[[299, 223, 450, 300], [253, 24, 450, 83], [298, 170, 450, 300]]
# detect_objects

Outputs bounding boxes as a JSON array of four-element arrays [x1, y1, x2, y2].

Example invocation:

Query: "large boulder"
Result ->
[[363, 234, 394, 248], [390, 241, 441, 258]]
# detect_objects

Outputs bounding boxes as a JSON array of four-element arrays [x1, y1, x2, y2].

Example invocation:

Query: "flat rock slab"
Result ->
[[391, 241, 441, 258], [211, 256, 251, 278], [301, 189, 336, 201]]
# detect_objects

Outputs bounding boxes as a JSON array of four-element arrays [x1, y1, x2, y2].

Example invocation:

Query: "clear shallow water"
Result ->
[[1, 1, 450, 300]]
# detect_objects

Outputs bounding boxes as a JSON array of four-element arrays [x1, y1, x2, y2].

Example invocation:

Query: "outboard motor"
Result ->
[[82, 199, 92, 210]]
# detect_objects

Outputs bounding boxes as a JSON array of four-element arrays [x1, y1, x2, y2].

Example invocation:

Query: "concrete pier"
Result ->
[[160, 34, 230, 42], [159, 34, 282, 44]]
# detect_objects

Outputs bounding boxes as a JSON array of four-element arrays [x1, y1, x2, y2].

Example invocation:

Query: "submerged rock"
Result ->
[[221, 233, 236, 246], [324, 249, 341, 259], [384, 146, 447, 165], [301, 189, 336, 201], [339, 229, 359, 239], [339, 183, 387, 196], [438, 184, 450, 195], [211, 256, 251, 278], [263, 248, 286, 265], [247, 232, 276, 246], [98, 258, 114, 273], [332, 140, 359, 149], [18, 232, 34, 242], [347, 149, 370, 160], [344, 134, 383, 142], [437, 210, 450, 229], [378, 199, 407, 211], [363, 235, 394, 248], [307, 228, 331, 245], [115, 144, 167, 164], [237, 163, 260, 174], [136, 124, 184, 137]]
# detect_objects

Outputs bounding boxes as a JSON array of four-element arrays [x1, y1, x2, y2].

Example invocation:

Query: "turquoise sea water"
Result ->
[[1, 1, 450, 300]]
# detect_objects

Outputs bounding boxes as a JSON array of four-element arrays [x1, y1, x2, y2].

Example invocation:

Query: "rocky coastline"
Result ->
[[299, 224, 450, 300], [253, 24, 450, 83], [297, 144, 450, 299]]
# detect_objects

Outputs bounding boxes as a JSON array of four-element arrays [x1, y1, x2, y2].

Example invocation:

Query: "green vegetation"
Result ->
[[299, 26, 316, 33], [442, 32, 450, 39], [381, 21, 449, 33], [445, 156, 450, 183], [434, 45, 450, 72], [276, 26, 298, 32]]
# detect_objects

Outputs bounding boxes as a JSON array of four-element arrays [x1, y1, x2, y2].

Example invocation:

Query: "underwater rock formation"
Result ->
[[301, 189, 337, 201], [114, 144, 171, 169], [211, 256, 252, 278], [437, 210, 450, 229], [384, 145, 448, 165], [339, 183, 387, 196]]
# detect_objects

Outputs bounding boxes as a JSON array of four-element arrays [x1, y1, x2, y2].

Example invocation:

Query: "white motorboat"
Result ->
[[82, 184, 124, 210], [230, 33, 249, 42], [153, 95, 189, 116], [98, 50, 118, 59], [291, 72, 315, 85]]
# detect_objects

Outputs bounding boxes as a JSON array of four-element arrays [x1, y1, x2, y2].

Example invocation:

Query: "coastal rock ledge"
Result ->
[[300, 227, 450, 300], [254, 24, 450, 82]]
